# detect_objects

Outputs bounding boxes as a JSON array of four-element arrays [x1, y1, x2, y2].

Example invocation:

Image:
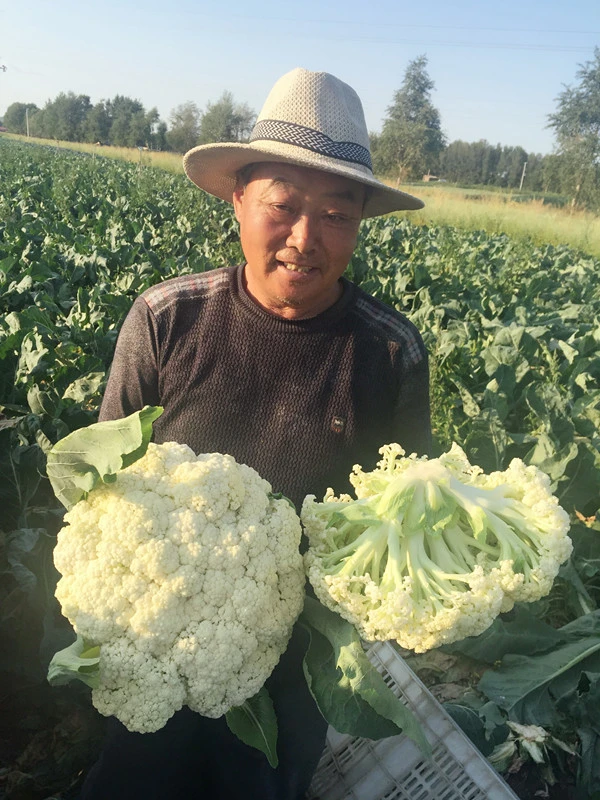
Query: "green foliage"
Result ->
[[46, 406, 163, 509], [3, 101, 39, 135], [4, 85, 256, 152], [440, 141, 536, 190], [547, 47, 600, 209], [167, 101, 202, 153], [12, 92, 166, 148], [2, 136, 600, 795], [349, 218, 600, 519], [225, 687, 279, 768], [299, 597, 430, 753], [197, 90, 255, 145], [373, 55, 445, 180], [0, 137, 245, 791], [447, 608, 600, 796]]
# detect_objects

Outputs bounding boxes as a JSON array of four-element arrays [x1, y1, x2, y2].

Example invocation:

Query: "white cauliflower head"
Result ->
[[53, 442, 305, 733]]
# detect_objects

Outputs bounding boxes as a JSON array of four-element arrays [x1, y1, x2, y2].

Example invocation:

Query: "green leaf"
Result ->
[[463, 408, 508, 472], [443, 703, 494, 756], [577, 727, 600, 798], [553, 671, 600, 795], [479, 611, 600, 727], [5, 528, 42, 595], [526, 433, 578, 485], [445, 604, 566, 663], [225, 686, 278, 768], [62, 372, 106, 403], [27, 385, 56, 416], [47, 634, 101, 689], [46, 406, 163, 509], [302, 625, 400, 739], [299, 597, 430, 754], [453, 378, 481, 418]]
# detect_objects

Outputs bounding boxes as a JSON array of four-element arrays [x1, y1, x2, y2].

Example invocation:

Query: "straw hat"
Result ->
[[183, 68, 423, 218]]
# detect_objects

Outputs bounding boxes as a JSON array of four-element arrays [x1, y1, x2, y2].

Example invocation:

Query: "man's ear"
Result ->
[[232, 185, 244, 222]]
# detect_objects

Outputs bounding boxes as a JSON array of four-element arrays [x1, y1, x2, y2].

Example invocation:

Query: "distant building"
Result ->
[[0, 126, 7, 133]]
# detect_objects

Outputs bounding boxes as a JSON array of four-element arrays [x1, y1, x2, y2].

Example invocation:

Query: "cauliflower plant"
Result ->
[[302, 443, 572, 654], [53, 441, 305, 733]]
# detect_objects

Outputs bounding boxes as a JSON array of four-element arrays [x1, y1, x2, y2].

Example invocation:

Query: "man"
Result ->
[[83, 68, 430, 799]]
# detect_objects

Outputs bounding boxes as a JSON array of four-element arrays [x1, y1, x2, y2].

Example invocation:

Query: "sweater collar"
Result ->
[[232, 264, 357, 331]]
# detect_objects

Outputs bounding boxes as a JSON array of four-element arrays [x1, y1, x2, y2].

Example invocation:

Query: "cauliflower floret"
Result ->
[[93, 636, 186, 733], [53, 442, 305, 732]]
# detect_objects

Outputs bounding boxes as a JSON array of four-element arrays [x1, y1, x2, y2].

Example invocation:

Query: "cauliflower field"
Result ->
[[2, 136, 600, 796]]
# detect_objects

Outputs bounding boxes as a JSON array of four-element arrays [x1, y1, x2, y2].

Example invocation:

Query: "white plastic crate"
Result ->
[[307, 641, 520, 800]]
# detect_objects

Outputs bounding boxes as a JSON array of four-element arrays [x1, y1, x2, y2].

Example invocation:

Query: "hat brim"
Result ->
[[182, 141, 424, 218]]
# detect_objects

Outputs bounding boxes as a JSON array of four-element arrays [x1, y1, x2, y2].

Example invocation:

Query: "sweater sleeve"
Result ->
[[393, 350, 432, 458], [99, 297, 161, 422]]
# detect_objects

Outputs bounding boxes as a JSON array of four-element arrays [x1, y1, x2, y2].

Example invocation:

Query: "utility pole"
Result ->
[[519, 160, 528, 191]]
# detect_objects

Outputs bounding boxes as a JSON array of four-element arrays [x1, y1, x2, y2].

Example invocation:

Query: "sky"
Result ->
[[0, 0, 598, 156]]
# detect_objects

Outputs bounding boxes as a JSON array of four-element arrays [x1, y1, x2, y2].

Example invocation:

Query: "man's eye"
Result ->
[[273, 204, 293, 213]]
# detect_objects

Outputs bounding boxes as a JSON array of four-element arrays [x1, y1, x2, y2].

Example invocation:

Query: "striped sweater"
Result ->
[[99, 264, 431, 510]]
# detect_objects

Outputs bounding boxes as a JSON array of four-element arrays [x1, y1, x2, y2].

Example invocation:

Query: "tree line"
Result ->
[[1, 90, 255, 154], [2, 48, 599, 209], [369, 49, 600, 210]]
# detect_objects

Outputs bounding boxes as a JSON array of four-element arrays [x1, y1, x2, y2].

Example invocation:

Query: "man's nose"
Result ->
[[287, 214, 317, 252]]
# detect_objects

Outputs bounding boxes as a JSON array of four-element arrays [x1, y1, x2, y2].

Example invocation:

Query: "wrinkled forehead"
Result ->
[[238, 161, 368, 206]]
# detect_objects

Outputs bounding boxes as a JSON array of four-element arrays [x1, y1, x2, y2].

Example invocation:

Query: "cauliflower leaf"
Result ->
[[46, 405, 163, 509], [225, 687, 278, 768], [47, 634, 100, 689]]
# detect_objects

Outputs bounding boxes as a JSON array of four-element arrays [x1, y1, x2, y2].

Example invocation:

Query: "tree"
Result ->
[[440, 140, 492, 184], [3, 102, 39, 134], [375, 55, 446, 181], [197, 91, 255, 145], [481, 144, 502, 186], [167, 101, 201, 153], [522, 153, 545, 192], [541, 153, 566, 194], [83, 101, 111, 143], [106, 95, 145, 146], [29, 92, 92, 141], [151, 120, 168, 151], [497, 145, 528, 189], [3, 90, 168, 148], [547, 47, 600, 209]]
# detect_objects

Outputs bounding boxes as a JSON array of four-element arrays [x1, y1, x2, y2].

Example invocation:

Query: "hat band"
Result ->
[[249, 119, 373, 171]]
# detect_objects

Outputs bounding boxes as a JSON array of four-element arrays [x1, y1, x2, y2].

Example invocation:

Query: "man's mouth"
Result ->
[[280, 262, 313, 274]]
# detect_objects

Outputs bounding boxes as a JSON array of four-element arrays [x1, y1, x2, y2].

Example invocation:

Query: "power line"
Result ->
[[182, 10, 600, 36], [285, 31, 597, 54]]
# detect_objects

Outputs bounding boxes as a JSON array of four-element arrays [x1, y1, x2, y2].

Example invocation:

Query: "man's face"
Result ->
[[232, 162, 364, 320]]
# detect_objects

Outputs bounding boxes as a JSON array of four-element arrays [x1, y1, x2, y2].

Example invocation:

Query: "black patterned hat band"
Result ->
[[249, 119, 373, 171], [183, 68, 424, 218]]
